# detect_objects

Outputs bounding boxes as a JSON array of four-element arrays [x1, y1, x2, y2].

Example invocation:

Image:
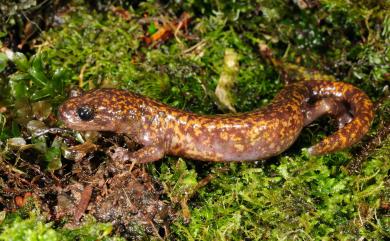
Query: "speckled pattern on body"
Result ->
[[59, 80, 374, 163]]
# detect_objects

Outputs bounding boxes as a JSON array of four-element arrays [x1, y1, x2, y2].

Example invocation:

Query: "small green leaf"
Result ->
[[9, 72, 30, 81], [0, 31, 6, 38], [31, 87, 52, 101], [45, 146, 62, 171], [0, 52, 7, 73], [45, 137, 63, 171], [148, 22, 157, 34], [12, 52, 29, 71], [9, 77, 28, 99], [32, 141, 47, 153], [51, 68, 68, 93], [11, 121, 21, 137], [28, 54, 49, 87]]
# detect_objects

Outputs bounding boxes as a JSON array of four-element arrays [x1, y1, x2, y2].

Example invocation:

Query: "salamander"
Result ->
[[58, 80, 374, 163]]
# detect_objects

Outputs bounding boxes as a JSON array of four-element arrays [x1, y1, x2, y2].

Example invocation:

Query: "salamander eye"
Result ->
[[77, 106, 94, 121]]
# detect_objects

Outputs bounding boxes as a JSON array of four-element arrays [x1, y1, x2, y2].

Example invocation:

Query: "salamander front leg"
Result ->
[[109, 144, 166, 164]]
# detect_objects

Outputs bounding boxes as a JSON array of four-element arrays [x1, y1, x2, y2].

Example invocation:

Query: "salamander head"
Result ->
[[59, 88, 140, 132]]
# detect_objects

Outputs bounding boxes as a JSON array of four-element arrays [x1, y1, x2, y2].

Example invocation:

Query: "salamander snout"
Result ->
[[58, 88, 134, 132], [58, 99, 92, 130], [59, 99, 112, 131]]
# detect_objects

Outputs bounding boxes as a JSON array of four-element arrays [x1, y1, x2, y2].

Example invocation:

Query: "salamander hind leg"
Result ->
[[303, 97, 353, 128], [306, 81, 374, 155]]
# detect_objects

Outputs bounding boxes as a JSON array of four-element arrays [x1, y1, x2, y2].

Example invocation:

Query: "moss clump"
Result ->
[[169, 144, 389, 239], [0, 209, 124, 241], [36, 2, 280, 114]]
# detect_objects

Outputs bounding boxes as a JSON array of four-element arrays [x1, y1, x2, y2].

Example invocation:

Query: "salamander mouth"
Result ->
[[57, 104, 67, 121]]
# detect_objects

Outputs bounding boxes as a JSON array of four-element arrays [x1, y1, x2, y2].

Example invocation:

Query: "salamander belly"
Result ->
[[168, 113, 304, 162]]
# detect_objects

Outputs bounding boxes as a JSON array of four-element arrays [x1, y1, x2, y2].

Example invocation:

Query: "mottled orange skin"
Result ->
[[59, 80, 374, 163]]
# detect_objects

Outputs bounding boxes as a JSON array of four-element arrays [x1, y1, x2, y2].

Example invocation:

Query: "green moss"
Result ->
[[170, 145, 389, 240], [35, 2, 281, 114], [0, 210, 124, 241]]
